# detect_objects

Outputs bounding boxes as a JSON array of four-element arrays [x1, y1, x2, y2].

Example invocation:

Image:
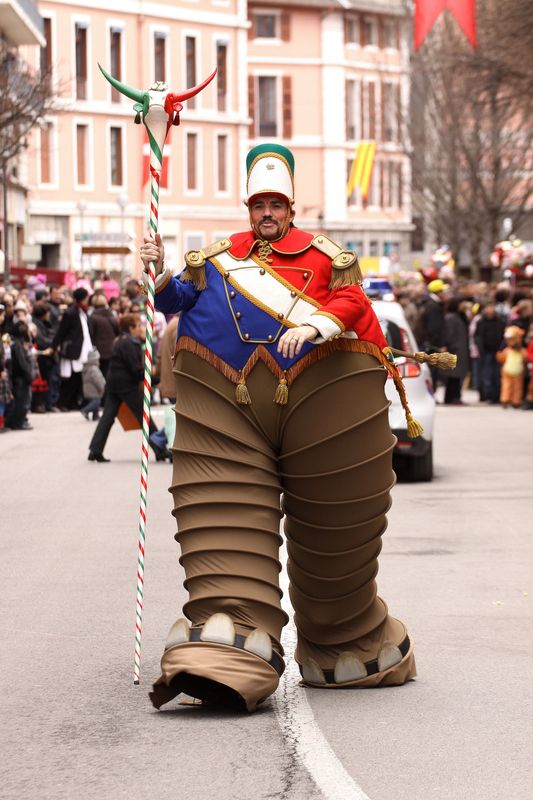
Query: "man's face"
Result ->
[[50, 288, 61, 303], [249, 194, 292, 241]]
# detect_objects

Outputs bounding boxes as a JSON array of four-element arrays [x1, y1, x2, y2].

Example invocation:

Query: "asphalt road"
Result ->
[[1, 393, 532, 800]]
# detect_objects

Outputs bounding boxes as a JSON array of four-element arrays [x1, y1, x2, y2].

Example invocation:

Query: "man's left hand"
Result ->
[[277, 325, 318, 359]]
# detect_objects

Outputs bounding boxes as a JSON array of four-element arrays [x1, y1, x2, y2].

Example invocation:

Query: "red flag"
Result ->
[[414, 0, 476, 50], [142, 129, 170, 189]]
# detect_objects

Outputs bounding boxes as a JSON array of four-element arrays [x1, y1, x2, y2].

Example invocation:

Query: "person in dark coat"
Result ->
[[5, 322, 34, 430], [474, 302, 506, 403], [52, 288, 93, 410], [443, 297, 470, 404], [88, 313, 170, 462], [32, 302, 56, 412], [420, 279, 449, 387], [88, 294, 120, 379]]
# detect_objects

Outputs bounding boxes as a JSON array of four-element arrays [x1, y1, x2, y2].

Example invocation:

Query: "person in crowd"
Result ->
[[493, 288, 511, 323], [81, 347, 106, 421], [88, 293, 120, 380], [474, 302, 506, 404], [32, 302, 57, 412], [88, 313, 170, 462], [0, 306, 13, 432], [496, 326, 528, 409], [510, 298, 532, 334], [443, 297, 470, 404], [420, 279, 449, 387], [522, 323, 533, 410], [5, 322, 34, 430], [108, 296, 120, 317], [52, 287, 93, 411], [468, 303, 482, 394], [47, 285, 63, 328]]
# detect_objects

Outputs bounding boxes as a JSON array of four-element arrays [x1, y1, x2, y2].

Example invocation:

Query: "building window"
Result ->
[[187, 132, 198, 190], [383, 18, 399, 49], [369, 240, 379, 256], [40, 122, 53, 184], [258, 76, 277, 137], [110, 126, 123, 186], [384, 241, 400, 257], [346, 79, 358, 141], [110, 28, 122, 102], [154, 32, 166, 83], [186, 37, 197, 109], [361, 82, 376, 140], [362, 16, 378, 46], [382, 83, 398, 143], [76, 124, 89, 185], [256, 13, 277, 38], [345, 16, 359, 44], [40, 17, 52, 86], [75, 23, 88, 100], [217, 42, 228, 112], [217, 134, 227, 192]]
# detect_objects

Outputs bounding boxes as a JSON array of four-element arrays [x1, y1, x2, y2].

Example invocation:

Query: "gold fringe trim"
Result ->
[[388, 347, 457, 371], [181, 266, 207, 291], [175, 335, 422, 432], [329, 262, 363, 290], [274, 375, 289, 405]]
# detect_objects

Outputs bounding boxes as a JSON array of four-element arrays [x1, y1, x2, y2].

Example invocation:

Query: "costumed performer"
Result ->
[[140, 144, 417, 712]]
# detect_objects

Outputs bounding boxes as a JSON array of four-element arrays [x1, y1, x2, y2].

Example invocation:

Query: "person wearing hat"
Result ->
[[51, 287, 93, 410], [140, 144, 417, 712]]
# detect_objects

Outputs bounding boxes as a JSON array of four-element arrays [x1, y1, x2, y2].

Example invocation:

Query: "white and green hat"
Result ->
[[246, 143, 295, 205]]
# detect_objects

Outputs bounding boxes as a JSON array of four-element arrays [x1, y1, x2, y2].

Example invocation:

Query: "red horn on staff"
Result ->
[[176, 68, 217, 102]]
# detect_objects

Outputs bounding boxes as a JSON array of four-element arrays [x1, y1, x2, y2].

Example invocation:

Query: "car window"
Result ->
[[379, 319, 403, 350]]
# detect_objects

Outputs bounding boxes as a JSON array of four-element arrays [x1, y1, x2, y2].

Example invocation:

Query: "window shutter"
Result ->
[[380, 82, 385, 142], [397, 162, 403, 208], [344, 17, 349, 44], [396, 83, 402, 143], [248, 75, 255, 137], [248, 15, 257, 40], [281, 12, 290, 41], [380, 161, 384, 208], [396, 18, 401, 50], [282, 76, 292, 139], [368, 82, 375, 139], [360, 16, 366, 47], [378, 17, 385, 49], [360, 82, 365, 139]]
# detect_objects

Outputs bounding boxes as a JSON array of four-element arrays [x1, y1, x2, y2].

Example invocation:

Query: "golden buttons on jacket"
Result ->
[[267, 335, 273, 342], [290, 290, 296, 298], [230, 290, 236, 299], [277, 312, 284, 320], [303, 272, 309, 279], [244, 333, 250, 340], [236, 312, 242, 319], [259, 268, 266, 275]]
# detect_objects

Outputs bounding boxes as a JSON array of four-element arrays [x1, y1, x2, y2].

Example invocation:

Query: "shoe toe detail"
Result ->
[[334, 652, 367, 684], [301, 658, 326, 685], [243, 629, 272, 661], [200, 613, 236, 646], [165, 618, 191, 650], [377, 643, 403, 672]]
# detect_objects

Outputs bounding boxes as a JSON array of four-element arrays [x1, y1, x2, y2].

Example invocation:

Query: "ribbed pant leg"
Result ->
[[280, 351, 416, 688], [152, 352, 287, 711]]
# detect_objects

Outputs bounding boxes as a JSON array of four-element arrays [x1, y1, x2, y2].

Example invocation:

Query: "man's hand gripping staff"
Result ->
[[98, 63, 216, 685]]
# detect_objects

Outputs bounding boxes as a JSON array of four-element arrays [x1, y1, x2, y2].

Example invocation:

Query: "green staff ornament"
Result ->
[[98, 63, 217, 684]]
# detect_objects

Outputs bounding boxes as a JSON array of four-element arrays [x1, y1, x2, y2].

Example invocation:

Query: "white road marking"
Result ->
[[273, 543, 371, 800]]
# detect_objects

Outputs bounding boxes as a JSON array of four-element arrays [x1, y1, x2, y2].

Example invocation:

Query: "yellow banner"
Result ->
[[346, 141, 377, 200]]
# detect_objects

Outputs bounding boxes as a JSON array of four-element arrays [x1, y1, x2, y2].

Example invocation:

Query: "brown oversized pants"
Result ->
[[151, 347, 416, 711]]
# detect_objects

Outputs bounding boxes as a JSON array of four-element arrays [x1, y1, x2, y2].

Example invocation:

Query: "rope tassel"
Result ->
[[236, 375, 252, 405], [388, 347, 458, 371], [274, 375, 289, 405]]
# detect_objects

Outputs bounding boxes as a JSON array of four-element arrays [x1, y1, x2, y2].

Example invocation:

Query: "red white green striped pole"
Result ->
[[134, 123, 165, 685], [97, 64, 217, 685]]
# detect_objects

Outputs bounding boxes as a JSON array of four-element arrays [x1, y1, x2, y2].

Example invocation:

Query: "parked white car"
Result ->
[[373, 300, 436, 481]]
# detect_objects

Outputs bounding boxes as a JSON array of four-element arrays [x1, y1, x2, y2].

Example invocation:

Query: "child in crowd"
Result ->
[[81, 347, 106, 421], [523, 323, 533, 410], [496, 326, 528, 409]]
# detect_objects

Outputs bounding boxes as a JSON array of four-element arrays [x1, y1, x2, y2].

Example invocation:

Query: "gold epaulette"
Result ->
[[311, 234, 363, 290], [183, 238, 232, 290]]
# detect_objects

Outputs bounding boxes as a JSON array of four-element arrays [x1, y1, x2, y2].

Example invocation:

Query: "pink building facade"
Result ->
[[26, 0, 410, 277]]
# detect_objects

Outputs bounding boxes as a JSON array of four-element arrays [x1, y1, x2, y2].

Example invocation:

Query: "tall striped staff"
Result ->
[[98, 64, 217, 684]]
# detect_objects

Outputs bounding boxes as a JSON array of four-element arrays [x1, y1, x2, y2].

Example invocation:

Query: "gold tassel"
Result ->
[[235, 376, 251, 405], [329, 263, 363, 290], [274, 376, 289, 405], [181, 266, 207, 291], [388, 347, 457, 371], [407, 414, 424, 439]]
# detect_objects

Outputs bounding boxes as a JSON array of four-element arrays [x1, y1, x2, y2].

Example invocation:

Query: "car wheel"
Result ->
[[409, 441, 433, 482]]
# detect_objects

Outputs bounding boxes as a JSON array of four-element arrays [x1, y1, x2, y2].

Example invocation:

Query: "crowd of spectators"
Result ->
[[394, 278, 533, 408], [1, 270, 532, 434], [0, 273, 169, 432]]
